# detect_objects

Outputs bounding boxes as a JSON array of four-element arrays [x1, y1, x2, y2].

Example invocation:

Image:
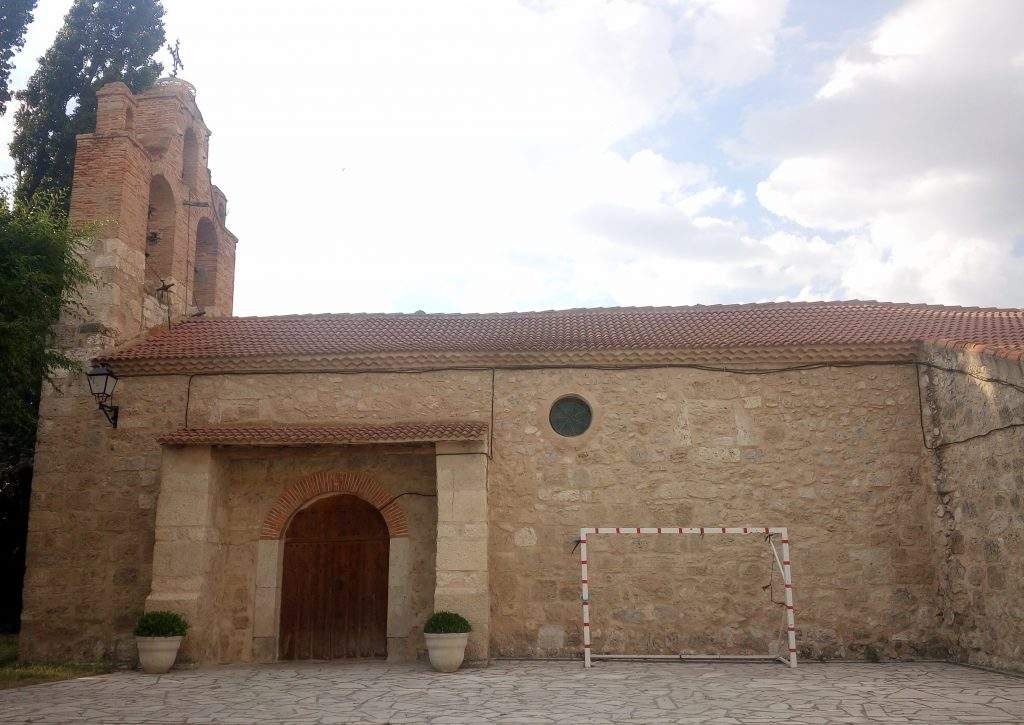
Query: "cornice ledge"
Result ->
[[105, 342, 920, 376]]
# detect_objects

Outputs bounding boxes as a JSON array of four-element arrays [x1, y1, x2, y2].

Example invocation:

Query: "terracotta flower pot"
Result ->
[[424, 632, 469, 672], [136, 636, 183, 674]]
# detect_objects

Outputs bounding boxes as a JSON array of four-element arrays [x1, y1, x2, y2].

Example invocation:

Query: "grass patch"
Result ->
[[0, 634, 112, 689], [0, 635, 17, 665]]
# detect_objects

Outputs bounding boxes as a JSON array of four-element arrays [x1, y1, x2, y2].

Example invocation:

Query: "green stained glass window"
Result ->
[[549, 396, 592, 437]]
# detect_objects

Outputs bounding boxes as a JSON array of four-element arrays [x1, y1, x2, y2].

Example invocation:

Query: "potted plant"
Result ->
[[423, 611, 471, 672], [135, 611, 188, 674]]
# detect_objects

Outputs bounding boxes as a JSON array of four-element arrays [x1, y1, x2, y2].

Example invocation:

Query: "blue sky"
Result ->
[[608, 0, 901, 306], [2, 0, 1021, 315]]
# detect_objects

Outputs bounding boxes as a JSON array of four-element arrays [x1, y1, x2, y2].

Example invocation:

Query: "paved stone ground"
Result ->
[[1, 660, 1023, 724]]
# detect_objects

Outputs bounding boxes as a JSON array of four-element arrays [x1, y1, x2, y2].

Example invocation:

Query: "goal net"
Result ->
[[579, 526, 797, 668]]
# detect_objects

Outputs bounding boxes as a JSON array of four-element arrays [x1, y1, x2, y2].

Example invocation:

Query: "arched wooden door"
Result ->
[[279, 494, 389, 659]]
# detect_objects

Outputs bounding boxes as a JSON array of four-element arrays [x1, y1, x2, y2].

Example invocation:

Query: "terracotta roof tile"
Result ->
[[158, 422, 489, 446], [104, 301, 1024, 373]]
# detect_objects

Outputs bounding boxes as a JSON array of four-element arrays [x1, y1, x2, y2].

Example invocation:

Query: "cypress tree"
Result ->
[[0, 0, 37, 116], [9, 0, 165, 204]]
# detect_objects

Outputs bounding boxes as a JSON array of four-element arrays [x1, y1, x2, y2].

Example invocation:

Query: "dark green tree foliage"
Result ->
[[0, 189, 93, 631], [10, 0, 165, 203], [0, 0, 37, 115]]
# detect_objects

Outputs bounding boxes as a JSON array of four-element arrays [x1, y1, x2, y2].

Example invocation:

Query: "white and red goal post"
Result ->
[[579, 526, 797, 669]]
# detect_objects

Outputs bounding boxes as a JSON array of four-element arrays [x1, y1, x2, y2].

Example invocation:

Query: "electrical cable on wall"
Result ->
[[379, 491, 437, 510], [173, 357, 1024, 456]]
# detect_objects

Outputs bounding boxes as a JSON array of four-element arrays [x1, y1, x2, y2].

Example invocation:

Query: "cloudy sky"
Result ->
[[2, 0, 1022, 315]]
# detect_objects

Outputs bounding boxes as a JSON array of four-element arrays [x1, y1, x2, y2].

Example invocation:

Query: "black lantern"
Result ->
[[87, 363, 119, 427]]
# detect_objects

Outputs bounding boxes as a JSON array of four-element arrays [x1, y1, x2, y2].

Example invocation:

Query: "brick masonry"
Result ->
[[259, 470, 410, 539], [68, 80, 237, 332]]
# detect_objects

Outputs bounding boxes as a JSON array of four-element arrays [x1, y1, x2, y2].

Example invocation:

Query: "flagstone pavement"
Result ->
[[2, 659, 1023, 724]]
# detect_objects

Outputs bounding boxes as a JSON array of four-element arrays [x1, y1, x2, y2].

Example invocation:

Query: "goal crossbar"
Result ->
[[579, 526, 797, 669]]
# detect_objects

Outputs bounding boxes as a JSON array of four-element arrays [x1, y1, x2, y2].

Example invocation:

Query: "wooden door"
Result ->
[[279, 494, 390, 659]]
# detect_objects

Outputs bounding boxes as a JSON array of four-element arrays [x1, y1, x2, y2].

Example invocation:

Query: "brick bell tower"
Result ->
[[67, 77, 237, 353], [19, 78, 237, 662]]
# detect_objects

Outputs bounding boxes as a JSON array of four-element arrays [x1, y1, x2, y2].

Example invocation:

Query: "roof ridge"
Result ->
[[103, 298, 1024, 373], [182, 299, 1024, 324]]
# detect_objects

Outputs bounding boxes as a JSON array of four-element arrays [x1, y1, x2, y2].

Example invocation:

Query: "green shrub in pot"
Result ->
[[423, 611, 471, 672], [423, 611, 471, 635], [135, 611, 188, 674], [135, 611, 188, 638]]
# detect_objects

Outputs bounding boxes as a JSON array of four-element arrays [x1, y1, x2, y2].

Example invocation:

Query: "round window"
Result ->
[[549, 395, 593, 437]]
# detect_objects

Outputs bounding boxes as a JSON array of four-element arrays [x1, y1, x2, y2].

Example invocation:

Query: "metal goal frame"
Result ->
[[579, 526, 797, 668]]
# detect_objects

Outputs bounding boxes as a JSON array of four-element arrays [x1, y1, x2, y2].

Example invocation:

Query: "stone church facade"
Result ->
[[20, 82, 1024, 673]]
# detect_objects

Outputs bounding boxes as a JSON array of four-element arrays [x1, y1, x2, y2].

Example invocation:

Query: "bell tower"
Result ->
[[66, 78, 237, 355], [19, 79, 238, 661]]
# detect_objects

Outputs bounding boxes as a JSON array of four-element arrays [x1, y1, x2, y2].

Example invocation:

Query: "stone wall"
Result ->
[[183, 370, 492, 428], [175, 370, 490, 663], [206, 445, 437, 663], [487, 364, 939, 660], [25, 360, 993, 665], [22, 370, 490, 661], [921, 343, 1024, 672], [21, 374, 189, 661]]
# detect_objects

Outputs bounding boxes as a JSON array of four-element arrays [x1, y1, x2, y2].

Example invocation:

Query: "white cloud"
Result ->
[[749, 0, 1024, 306], [7, 1, 1019, 313], [3, 0, 790, 313], [155, 0, 789, 313], [678, 186, 729, 216], [678, 0, 789, 91]]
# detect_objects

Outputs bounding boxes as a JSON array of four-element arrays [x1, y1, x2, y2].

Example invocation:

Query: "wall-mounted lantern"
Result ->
[[87, 364, 119, 428]]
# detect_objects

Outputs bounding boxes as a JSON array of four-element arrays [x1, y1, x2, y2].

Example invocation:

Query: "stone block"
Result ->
[[387, 538, 412, 635], [436, 533, 487, 572], [254, 540, 282, 589], [251, 636, 277, 663], [154, 492, 214, 528], [513, 527, 538, 547], [386, 636, 412, 662], [435, 570, 487, 590], [150, 573, 205, 594], [145, 591, 199, 620], [152, 540, 208, 578], [252, 587, 279, 637], [536, 624, 566, 652], [436, 441, 487, 455]]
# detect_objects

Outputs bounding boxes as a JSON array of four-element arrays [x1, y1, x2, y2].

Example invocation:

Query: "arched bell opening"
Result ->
[[145, 175, 176, 283], [192, 217, 218, 309]]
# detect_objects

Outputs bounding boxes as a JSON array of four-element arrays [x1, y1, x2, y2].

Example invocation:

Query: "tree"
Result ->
[[0, 188, 93, 631], [0, 0, 37, 116], [9, 0, 165, 204]]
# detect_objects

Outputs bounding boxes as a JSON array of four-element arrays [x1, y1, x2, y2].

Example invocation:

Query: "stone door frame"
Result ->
[[252, 471, 412, 662]]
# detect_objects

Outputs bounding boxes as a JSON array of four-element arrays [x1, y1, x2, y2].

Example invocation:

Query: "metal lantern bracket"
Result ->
[[86, 364, 120, 428], [99, 401, 119, 428]]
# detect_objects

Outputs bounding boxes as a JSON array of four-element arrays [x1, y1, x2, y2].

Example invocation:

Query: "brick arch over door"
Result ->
[[261, 471, 409, 539]]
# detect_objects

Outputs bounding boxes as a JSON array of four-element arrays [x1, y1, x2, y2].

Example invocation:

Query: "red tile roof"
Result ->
[[104, 301, 1024, 373], [157, 422, 488, 446]]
